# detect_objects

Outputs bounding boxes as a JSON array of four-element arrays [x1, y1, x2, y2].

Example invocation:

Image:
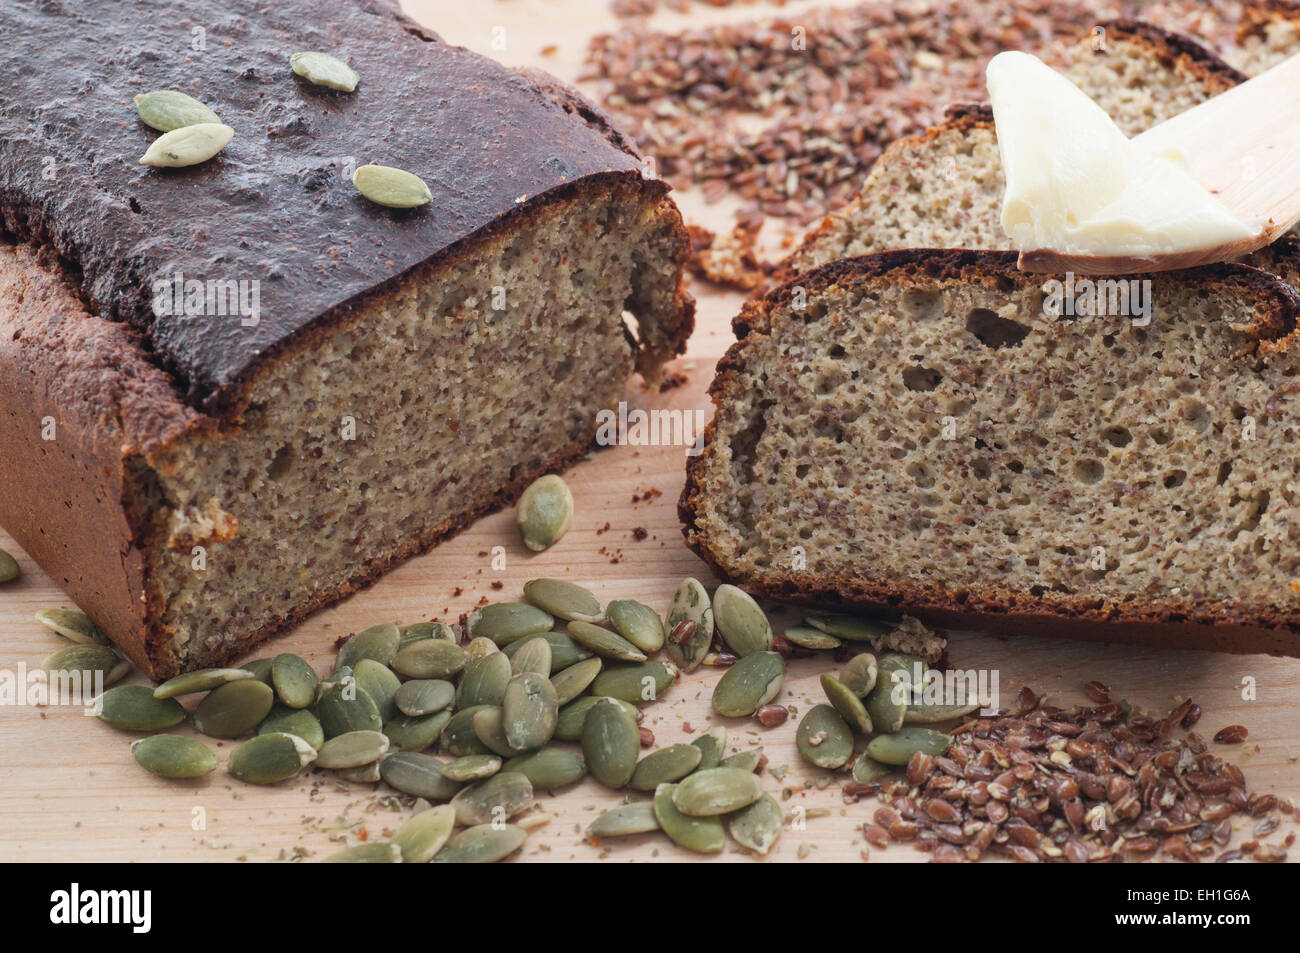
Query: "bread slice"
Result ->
[[1232, 0, 1300, 73], [681, 250, 1300, 656]]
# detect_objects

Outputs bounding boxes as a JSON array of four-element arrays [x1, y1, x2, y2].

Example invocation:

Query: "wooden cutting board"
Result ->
[[0, 0, 1296, 864]]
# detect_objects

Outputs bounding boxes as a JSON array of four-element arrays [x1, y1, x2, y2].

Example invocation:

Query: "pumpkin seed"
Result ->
[[34, 608, 107, 644], [501, 748, 586, 790], [323, 842, 402, 863], [851, 752, 894, 783], [796, 704, 854, 770], [317, 682, 383, 738], [153, 667, 252, 699], [673, 767, 763, 816], [471, 706, 524, 758], [0, 548, 19, 583], [581, 698, 640, 788], [728, 793, 783, 854], [130, 734, 217, 778], [586, 801, 660, 838], [653, 783, 724, 854], [391, 638, 466, 680], [466, 603, 553, 645], [336, 761, 383, 783], [712, 584, 773, 657], [271, 653, 318, 709], [567, 620, 646, 662], [866, 726, 953, 765], [433, 824, 526, 863], [383, 709, 451, 752], [516, 474, 573, 551], [450, 771, 534, 826], [782, 625, 842, 651], [456, 653, 511, 709], [353, 658, 401, 720], [352, 163, 431, 208], [549, 656, 602, 706], [665, 578, 713, 672], [318, 665, 353, 694], [464, 636, 500, 662], [96, 685, 185, 731], [630, 743, 702, 791], [712, 650, 784, 718], [840, 653, 878, 697], [719, 747, 764, 773], [606, 600, 665, 653], [522, 578, 603, 623], [133, 89, 220, 132], [589, 660, 673, 706], [440, 705, 493, 756], [399, 621, 459, 647], [193, 679, 274, 739], [289, 50, 359, 92], [503, 631, 589, 671], [821, 674, 873, 734], [554, 695, 637, 741], [42, 644, 130, 687], [904, 699, 981, 724], [338, 623, 400, 669], [509, 637, 552, 677], [379, 751, 462, 800], [443, 754, 502, 782], [397, 678, 456, 717], [140, 122, 233, 167], [316, 730, 390, 769], [805, 612, 891, 642], [392, 804, 455, 863], [866, 652, 923, 732], [691, 726, 727, 771], [502, 672, 558, 750], [241, 658, 275, 685], [258, 705, 324, 750], [228, 731, 316, 784]]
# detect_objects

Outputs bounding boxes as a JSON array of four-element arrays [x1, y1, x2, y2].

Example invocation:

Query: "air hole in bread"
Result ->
[[1074, 459, 1104, 484], [966, 308, 1029, 348], [902, 365, 943, 391], [1104, 427, 1132, 448]]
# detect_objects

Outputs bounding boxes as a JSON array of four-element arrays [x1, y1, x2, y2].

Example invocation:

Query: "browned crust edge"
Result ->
[[1092, 18, 1249, 91], [681, 249, 1300, 657]]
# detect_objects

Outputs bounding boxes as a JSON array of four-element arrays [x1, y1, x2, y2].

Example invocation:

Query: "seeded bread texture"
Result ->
[[682, 250, 1300, 656]]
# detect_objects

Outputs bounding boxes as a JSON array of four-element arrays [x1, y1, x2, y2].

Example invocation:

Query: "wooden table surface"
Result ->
[[0, 0, 1296, 863]]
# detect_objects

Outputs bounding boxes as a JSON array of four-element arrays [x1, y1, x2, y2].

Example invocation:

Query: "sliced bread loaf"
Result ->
[[682, 250, 1300, 656]]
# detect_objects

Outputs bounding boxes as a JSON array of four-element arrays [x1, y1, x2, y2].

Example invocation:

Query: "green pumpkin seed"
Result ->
[[133, 89, 220, 132], [271, 653, 318, 709], [851, 752, 894, 783], [630, 743, 702, 791], [567, 620, 646, 662], [397, 678, 456, 717], [866, 726, 953, 765], [691, 726, 727, 771], [904, 699, 981, 724], [589, 660, 673, 706], [193, 679, 274, 739], [391, 638, 466, 680], [433, 824, 526, 863], [665, 578, 713, 672], [96, 685, 186, 731], [340, 761, 384, 782], [464, 636, 500, 663], [796, 704, 854, 770], [728, 793, 783, 854], [672, 767, 763, 816], [0, 548, 19, 583], [840, 653, 878, 697], [782, 625, 842, 650], [712, 650, 784, 718], [353, 658, 401, 720], [455, 653, 511, 709], [501, 748, 586, 790], [352, 163, 431, 208], [153, 667, 252, 699], [392, 804, 455, 862], [440, 705, 493, 756], [443, 754, 502, 782], [316, 730, 390, 769], [258, 705, 324, 750], [866, 652, 923, 733], [471, 706, 525, 758], [586, 801, 661, 838], [582, 698, 640, 788], [140, 122, 233, 167], [509, 637, 552, 677], [549, 656, 602, 706], [399, 621, 459, 647], [466, 603, 554, 645], [653, 783, 724, 854], [42, 644, 131, 687], [712, 584, 773, 657], [318, 665, 353, 694], [606, 599, 665, 653], [719, 747, 764, 773], [323, 842, 402, 863], [241, 658, 275, 684], [522, 578, 603, 623], [502, 672, 558, 751], [516, 474, 573, 551], [554, 695, 637, 741], [289, 50, 360, 92], [450, 771, 534, 825], [130, 734, 217, 778], [805, 612, 891, 642], [228, 732, 316, 784], [35, 608, 107, 644], [503, 631, 590, 671], [821, 674, 873, 734], [383, 709, 451, 752], [338, 623, 400, 668], [379, 752, 462, 800], [317, 682, 383, 738]]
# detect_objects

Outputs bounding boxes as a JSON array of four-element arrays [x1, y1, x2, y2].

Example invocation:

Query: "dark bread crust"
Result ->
[[681, 249, 1300, 657], [1091, 18, 1248, 90]]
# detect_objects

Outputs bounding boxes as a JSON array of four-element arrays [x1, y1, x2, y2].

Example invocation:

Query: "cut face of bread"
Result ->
[[682, 251, 1300, 655]]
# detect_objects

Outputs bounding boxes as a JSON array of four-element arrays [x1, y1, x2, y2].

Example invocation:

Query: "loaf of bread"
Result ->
[[0, 0, 693, 677], [681, 251, 1300, 656]]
